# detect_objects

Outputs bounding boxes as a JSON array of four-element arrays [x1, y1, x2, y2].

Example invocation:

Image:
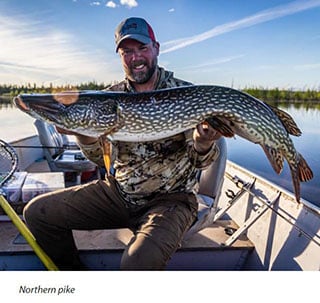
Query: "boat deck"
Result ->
[[0, 218, 254, 270]]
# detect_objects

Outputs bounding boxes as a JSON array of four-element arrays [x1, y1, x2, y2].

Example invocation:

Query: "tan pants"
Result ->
[[23, 176, 198, 270]]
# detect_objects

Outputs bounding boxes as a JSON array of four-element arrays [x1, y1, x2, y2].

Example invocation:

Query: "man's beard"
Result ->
[[127, 59, 157, 84]]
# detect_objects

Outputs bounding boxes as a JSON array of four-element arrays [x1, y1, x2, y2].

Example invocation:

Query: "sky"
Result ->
[[0, 0, 320, 90]]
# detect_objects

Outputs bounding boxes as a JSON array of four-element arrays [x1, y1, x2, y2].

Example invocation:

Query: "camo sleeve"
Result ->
[[188, 141, 220, 169]]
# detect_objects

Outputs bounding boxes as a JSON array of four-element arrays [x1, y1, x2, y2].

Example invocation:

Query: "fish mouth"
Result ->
[[13, 96, 30, 112], [13, 91, 80, 114], [14, 94, 65, 114]]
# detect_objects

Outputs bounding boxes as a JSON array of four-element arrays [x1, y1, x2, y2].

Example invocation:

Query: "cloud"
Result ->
[[120, 0, 138, 9], [177, 55, 245, 71], [168, 8, 175, 13], [161, 0, 320, 54], [0, 13, 120, 85], [106, 0, 138, 9], [106, 1, 117, 8], [90, 2, 101, 6]]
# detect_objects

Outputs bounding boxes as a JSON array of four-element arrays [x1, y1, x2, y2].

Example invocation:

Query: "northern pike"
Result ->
[[13, 85, 313, 202]]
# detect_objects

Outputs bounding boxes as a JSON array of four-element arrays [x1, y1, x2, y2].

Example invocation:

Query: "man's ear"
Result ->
[[154, 41, 160, 55]]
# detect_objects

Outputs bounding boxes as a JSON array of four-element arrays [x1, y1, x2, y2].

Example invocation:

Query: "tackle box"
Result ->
[[21, 172, 65, 203], [1, 172, 28, 203]]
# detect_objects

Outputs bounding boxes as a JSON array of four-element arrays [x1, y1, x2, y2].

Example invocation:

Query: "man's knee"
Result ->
[[120, 233, 168, 270], [23, 195, 48, 226]]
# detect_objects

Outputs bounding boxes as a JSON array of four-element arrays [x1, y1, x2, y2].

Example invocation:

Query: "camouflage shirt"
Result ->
[[78, 67, 220, 206]]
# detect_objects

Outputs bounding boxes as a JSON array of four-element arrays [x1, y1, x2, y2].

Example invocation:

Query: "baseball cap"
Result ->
[[115, 17, 156, 52]]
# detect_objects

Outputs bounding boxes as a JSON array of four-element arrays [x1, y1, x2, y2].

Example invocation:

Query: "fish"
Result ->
[[13, 85, 313, 202]]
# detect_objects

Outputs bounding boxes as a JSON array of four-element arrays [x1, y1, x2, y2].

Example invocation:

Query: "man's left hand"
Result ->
[[193, 122, 221, 155]]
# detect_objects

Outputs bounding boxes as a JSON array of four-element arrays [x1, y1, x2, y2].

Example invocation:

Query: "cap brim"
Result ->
[[116, 34, 152, 52]]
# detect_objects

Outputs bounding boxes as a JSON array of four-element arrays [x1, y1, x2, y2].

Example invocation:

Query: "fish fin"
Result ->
[[298, 153, 313, 182], [262, 145, 284, 174], [99, 137, 112, 175], [288, 154, 313, 203], [268, 105, 302, 136], [205, 117, 235, 137]]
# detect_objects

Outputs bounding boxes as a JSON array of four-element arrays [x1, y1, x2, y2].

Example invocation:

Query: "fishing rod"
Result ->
[[225, 171, 320, 247], [11, 145, 80, 150]]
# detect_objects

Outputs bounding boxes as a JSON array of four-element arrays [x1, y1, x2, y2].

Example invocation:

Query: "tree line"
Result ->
[[244, 86, 320, 102], [0, 82, 320, 102], [0, 81, 112, 98]]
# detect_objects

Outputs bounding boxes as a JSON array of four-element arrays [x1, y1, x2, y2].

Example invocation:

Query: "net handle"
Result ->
[[0, 139, 19, 187], [0, 139, 58, 270]]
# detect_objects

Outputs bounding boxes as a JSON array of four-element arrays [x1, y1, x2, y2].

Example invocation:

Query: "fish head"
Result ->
[[14, 91, 123, 137], [14, 93, 67, 123]]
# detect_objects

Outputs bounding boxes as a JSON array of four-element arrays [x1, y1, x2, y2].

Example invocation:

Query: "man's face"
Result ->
[[118, 39, 159, 84]]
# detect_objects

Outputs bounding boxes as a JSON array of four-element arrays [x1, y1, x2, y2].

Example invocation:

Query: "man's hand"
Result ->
[[55, 126, 98, 145], [193, 122, 221, 155]]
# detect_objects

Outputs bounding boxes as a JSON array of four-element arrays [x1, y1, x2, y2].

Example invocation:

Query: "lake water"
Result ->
[[226, 103, 320, 207], [0, 100, 319, 207]]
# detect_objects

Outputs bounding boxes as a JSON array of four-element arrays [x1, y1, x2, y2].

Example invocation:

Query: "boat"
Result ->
[[0, 131, 319, 271]]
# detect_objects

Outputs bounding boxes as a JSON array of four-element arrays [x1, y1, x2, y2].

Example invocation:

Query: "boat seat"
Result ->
[[34, 120, 97, 184], [184, 137, 227, 240]]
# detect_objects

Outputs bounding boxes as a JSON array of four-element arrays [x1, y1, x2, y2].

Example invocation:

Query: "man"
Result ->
[[24, 17, 222, 270]]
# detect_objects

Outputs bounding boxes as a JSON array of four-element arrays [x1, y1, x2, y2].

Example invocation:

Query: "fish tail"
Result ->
[[290, 154, 313, 203], [298, 153, 313, 182]]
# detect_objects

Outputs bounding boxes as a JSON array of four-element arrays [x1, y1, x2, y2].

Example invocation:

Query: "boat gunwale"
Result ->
[[226, 160, 320, 216]]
